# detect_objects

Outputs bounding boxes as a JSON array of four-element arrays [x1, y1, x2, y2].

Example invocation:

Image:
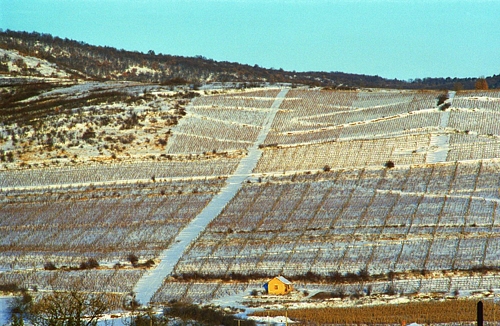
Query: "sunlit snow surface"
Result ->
[[0, 297, 11, 326]]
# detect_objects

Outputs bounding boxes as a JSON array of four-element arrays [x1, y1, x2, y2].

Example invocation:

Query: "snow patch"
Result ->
[[247, 315, 296, 325], [126, 66, 158, 75], [426, 133, 450, 163], [0, 48, 71, 78], [0, 296, 11, 326]]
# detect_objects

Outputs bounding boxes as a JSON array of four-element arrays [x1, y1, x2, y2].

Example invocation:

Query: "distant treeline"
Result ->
[[0, 30, 498, 89]]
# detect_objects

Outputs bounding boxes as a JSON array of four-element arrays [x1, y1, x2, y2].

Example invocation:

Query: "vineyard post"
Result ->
[[477, 301, 483, 326]]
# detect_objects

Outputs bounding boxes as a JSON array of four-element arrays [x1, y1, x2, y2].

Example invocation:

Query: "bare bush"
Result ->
[[28, 290, 109, 326], [79, 258, 99, 270]]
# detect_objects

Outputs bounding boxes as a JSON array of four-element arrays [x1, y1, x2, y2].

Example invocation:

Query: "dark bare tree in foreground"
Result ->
[[10, 289, 110, 326], [31, 291, 109, 326]]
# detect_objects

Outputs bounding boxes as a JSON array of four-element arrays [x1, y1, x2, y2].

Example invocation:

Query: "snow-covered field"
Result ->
[[3, 72, 500, 324]]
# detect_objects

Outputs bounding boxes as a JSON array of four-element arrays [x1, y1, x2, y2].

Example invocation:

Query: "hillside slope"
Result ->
[[3, 37, 500, 323], [4, 30, 498, 89], [3, 76, 500, 295]]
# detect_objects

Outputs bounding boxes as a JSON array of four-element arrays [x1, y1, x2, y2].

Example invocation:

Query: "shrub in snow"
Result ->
[[43, 262, 57, 270], [79, 258, 99, 270], [437, 93, 449, 106], [144, 259, 155, 268], [127, 253, 139, 267], [439, 102, 451, 111]]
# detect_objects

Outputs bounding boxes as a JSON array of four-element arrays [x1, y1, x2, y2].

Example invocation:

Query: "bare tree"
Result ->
[[475, 77, 489, 90], [18, 290, 110, 326]]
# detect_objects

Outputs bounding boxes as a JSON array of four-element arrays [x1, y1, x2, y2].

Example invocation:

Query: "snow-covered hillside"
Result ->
[[4, 68, 500, 325], [0, 48, 71, 78]]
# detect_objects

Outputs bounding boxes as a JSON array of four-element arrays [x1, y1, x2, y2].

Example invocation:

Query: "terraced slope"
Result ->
[[3, 85, 500, 309], [133, 89, 290, 305]]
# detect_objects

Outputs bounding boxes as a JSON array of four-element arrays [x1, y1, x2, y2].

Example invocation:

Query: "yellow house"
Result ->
[[264, 276, 293, 295]]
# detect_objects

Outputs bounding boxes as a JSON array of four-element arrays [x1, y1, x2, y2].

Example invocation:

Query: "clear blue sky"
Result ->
[[1, 0, 499, 80]]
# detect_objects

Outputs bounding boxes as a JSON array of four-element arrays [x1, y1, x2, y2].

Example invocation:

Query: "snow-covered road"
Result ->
[[133, 88, 289, 306], [426, 90, 455, 164]]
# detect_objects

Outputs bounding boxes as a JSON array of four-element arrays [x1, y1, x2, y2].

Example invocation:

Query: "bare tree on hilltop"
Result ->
[[475, 77, 489, 90]]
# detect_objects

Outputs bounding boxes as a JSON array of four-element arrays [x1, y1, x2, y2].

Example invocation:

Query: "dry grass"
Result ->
[[251, 299, 500, 325]]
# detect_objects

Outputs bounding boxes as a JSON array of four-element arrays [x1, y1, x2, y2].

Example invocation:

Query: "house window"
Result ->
[[274, 285, 279, 290]]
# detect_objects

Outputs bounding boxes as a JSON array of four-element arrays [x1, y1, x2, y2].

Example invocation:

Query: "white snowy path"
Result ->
[[0, 297, 10, 326], [426, 91, 455, 164], [133, 88, 290, 306]]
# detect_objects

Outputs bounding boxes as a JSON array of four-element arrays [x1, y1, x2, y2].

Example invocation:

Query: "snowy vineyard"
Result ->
[[0, 269, 144, 294], [0, 177, 226, 269], [168, 161, 500, 281], [3, 87, 500, 305], [151, 274, 500, 304], [0, 159, 239, 189], [166, 89, 281, 154], [255, 134, 431, 172], [150, 88, 500, 167]]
